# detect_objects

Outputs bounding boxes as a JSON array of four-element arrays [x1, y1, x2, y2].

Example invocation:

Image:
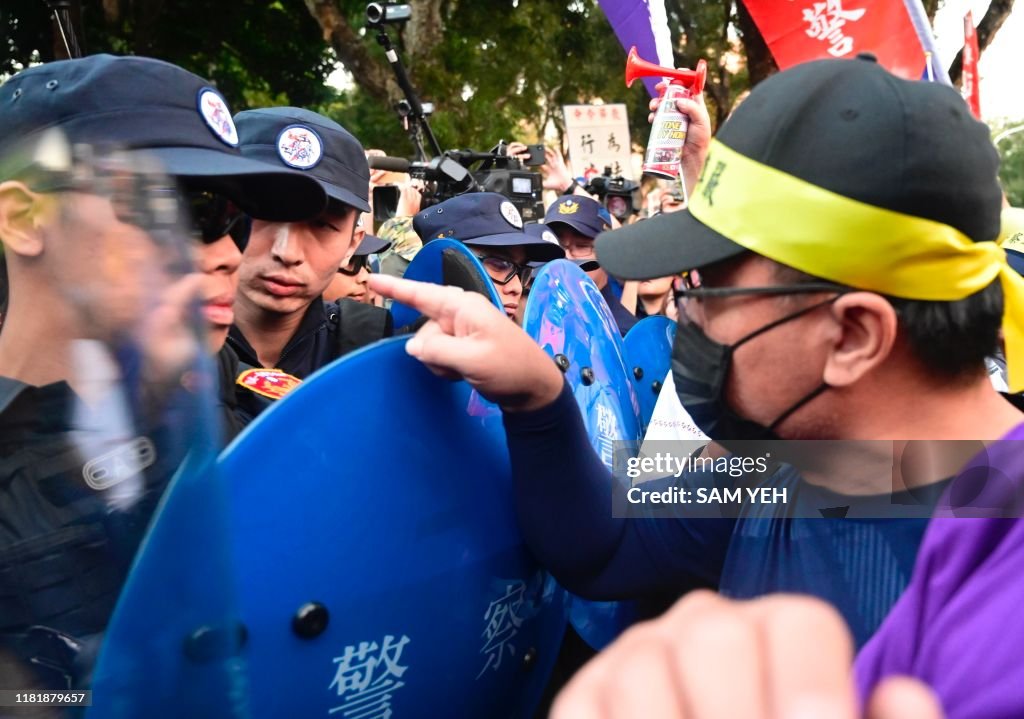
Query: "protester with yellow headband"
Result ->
[[369, 55, 1024, 717]]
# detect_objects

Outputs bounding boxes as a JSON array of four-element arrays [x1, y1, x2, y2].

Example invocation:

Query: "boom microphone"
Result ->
[[368, 155, 412, 172]]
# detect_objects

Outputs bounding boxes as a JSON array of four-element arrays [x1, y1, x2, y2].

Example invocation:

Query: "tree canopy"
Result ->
[[2, 0, 1018, 167]]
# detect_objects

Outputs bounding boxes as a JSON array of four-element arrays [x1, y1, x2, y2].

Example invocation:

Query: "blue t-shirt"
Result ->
[[504, 381, 937, 647]]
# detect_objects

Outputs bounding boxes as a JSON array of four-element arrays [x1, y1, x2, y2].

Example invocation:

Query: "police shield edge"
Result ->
[[521, 260, 642, 650], [623, 316, 677, 433], [389, 238, 503, 327], [220, 337, 568, 717]]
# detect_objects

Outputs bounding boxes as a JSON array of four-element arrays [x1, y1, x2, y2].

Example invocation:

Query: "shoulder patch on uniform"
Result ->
[[236, 368, 302, 401]]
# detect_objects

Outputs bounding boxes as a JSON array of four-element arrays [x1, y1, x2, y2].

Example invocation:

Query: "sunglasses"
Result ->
[[338, 255, 370, 276], [185, 190, 251, 248], [476, 255, 532, 286]]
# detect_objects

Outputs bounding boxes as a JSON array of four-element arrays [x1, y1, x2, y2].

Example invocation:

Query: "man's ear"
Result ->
[[822, 292, 898, 388], [342, 219, 363, 266], [0, 181, 48, 258]]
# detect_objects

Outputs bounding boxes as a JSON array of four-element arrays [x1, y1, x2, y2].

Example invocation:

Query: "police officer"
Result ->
[[0, 54, 326, 688], [324, 225, 390, 304], [413, 193, 564, 322], [228, 107, 392, 416], [543, 194, 637, 334]]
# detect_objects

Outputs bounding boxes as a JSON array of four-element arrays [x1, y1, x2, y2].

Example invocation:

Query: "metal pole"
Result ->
[[994, 124, 1024, 147]]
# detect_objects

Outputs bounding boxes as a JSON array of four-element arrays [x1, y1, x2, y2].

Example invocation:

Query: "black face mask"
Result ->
[[671, 297, 838, 445]]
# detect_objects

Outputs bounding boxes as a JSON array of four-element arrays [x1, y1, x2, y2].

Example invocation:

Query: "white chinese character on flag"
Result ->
[[802, 0, 866, 57]]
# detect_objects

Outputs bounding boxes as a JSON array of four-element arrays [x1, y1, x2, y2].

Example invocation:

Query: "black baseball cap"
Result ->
[[234, 107, 370, 214], [544, 195, 612, 238], [597, 55, 1002, 279], [0, 54, 327, 222], [414, 193, 565, 262]]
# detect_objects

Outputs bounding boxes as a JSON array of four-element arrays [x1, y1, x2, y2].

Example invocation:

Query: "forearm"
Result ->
[[503, 381, 731, 598]]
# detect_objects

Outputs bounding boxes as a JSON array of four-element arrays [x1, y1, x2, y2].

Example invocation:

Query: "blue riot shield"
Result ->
[[220, 337, 568, 718], [521, 260, 642, 650], [390, 238, 502, 328], [623, 316, 677, 433]]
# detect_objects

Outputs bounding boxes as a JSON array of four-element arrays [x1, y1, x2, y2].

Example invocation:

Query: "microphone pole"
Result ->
[[44, 0, 83, 59]]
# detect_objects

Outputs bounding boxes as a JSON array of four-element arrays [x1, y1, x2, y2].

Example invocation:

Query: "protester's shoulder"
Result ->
[[377, 216, 422, 261]]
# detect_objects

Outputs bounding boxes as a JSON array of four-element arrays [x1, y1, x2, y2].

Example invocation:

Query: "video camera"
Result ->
[[584, 167, 641, 222], [364, 3, 544, 223], [368, 143, 544, 223]]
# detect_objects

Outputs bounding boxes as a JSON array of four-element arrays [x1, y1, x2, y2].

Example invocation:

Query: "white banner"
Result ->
[[562, 104, 634, 181]]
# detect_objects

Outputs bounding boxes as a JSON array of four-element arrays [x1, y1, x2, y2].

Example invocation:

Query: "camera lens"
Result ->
[[366, 3, 384, 24]]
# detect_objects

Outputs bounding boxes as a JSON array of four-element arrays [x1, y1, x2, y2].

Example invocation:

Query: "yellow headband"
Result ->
[[688, 139, 1024, 392]]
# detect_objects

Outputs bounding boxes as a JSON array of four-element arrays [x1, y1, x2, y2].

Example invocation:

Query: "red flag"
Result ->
[[962, 11, 982, 118], [742, 0, 927, 80]]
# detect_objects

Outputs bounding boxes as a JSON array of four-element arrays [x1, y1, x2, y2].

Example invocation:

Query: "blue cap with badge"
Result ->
[[234, 106, 371, 214], [414, 192, 565, 262], [0, 54, 327, 222], [543, 194, 612, 239]]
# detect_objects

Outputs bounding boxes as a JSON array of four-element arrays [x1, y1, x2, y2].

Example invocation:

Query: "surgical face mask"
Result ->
[[671, 291, 843, 444]]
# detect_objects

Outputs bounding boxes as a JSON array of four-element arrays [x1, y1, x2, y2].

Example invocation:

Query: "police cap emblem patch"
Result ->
[[197, 88, 238, 147], [500, 201, 523, 229], [277, 125, 323, 169], [558, 200, 579, 215]]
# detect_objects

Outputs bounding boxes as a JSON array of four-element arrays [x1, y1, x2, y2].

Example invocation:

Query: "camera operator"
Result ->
[[507, 142, 593, 199]]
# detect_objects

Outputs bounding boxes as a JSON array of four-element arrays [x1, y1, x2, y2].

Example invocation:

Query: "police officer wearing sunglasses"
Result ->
[[0, 54, 328, 689], [412, 193, 565, 323], [324, 220, 391, 304], [226, 107, 393, 419]]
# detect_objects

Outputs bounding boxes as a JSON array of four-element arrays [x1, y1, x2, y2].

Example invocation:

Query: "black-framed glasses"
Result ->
[[475, 255, 532, 286], [673, 268, 849, 301], [185, 190, 250, 248], [338, 255, 369, 276]]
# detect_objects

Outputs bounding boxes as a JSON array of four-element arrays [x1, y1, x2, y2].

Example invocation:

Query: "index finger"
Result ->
[[367, 274, 467, 320]]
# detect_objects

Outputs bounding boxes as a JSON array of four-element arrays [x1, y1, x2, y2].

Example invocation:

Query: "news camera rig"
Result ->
[[584, 167, 641, 222], [365, 3, 544, 222]]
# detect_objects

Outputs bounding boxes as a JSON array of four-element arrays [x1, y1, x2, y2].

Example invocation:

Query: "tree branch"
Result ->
[[947, 0, 1015, 86], [302, 0, 397, 102]]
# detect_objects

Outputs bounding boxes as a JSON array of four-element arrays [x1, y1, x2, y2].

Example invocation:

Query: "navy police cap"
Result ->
[[354, 233, 390, 256], [414, 193, 564, 262], [234, 106, 371, 214], [0, 54, 327, 222], [543, 194, 612, 239]]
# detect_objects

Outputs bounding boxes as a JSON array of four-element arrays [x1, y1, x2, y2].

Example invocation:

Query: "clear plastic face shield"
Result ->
[[0, 130, 242, 714]]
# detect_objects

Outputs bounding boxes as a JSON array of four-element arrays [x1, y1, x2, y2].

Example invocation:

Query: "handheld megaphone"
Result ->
[[625, 46, 707, 184]]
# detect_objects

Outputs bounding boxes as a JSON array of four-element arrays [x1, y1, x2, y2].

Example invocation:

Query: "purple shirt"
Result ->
[[856, 423, 1024, 718]]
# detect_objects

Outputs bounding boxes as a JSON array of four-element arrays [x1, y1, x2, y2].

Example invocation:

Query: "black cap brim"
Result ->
[[595, 209, 746, 280], [355, 233, 390, 255], [463, 233, 565, 262], [545, 218, 604, 239], [324, 185, 372, 215], [139, 147, 328, 223]]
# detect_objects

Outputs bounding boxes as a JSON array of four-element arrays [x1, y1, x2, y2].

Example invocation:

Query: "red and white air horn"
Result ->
[[625, 46, 707, 182]]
